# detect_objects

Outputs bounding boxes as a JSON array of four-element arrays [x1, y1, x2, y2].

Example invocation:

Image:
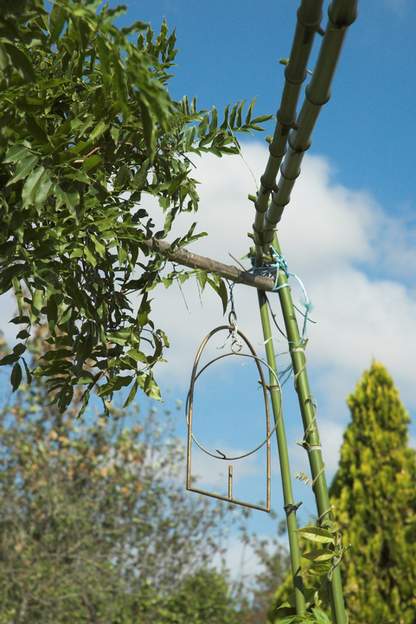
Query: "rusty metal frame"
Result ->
[[186, 325, 271, 513]]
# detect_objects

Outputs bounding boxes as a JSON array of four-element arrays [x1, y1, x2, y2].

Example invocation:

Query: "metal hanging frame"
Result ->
[[186, 324, 272, 512]]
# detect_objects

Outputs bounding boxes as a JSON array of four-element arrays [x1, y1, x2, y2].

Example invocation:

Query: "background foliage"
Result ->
[[328, 362, 416, 624], [0, 0, 270, 411], [0, 370, 247, 623], [271, 362, 416, 623]]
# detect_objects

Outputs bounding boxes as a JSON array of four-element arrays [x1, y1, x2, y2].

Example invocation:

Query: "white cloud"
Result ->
[[1, 142, 415, 433], [213, 532, 287, 582], [190, 445, 261, 490], [148, 144, 416, 417]]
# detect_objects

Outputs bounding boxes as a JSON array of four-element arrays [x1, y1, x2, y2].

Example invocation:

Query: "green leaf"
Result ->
[[9, 315, 30, 325], [196, 270, 207, 291], [89, 121, 108, 143], [144, 375, 161, 400], [302, 549, 334, 563], [97, 375, 133, 397], [83, 154, 102, 172], [298, 526, 335, 545], [84, 246, 97, 268], [311, 608, 332, 624], [21, 166, 45, 207], [209, 106, 218, 133], [33, 171, 53, 205], [123, 379, 139, 407], [13, 343, 26, 357], [236, 100, 244, 127], [125, 349, 147, 363], [4, 43, 35, 82], [209, 277, 228, 314], [252, 114, 273, 124], [49, 3, 67, 42], [21, 357, 32, 384], [32, 290, 44, 313], [0, 353, 19, 366], [6, 154, 38, 186], [4, 143, 32, 164], [245, 99, 255, 125], [90, 234, 106, 258], [11, 362, 22, 392], [132, 158, 150, 190], [140, 102, 155, 157], [55, 186, 79, 213]]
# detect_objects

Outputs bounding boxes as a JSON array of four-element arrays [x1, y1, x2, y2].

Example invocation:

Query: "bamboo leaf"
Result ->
[[311, 608, 332, 624], [298, 526, 335, 545], [302, 549, 334, 563]]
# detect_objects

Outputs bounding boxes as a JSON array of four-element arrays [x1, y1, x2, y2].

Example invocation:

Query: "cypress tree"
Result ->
[[330, 361, 416, 623]]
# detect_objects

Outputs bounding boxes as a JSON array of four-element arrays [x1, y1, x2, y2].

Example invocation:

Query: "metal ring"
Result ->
[[186, 325, 273, 461]]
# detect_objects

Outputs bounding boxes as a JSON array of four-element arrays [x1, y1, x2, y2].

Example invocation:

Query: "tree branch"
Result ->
[[143, 238, 275, 291]]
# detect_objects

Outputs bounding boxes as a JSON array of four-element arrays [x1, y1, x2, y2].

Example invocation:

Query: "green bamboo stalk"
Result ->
[[272, 237, 347, 624], [253, 0, 323, 254], [263, 0, 357, 244], [257, 290, 306, 617]]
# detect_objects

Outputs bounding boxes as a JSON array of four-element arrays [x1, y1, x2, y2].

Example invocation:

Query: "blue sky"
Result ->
[[123, 0, 416, 564], [114, 0, 416, 214], [1, 0, 415, 576]]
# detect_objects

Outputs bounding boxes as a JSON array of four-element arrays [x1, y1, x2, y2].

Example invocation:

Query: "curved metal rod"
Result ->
[[187, 350, 281, 461], [186, 325, 272, 509]]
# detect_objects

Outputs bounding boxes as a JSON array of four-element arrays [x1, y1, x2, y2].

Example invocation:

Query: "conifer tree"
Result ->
[[330, 361, 416, 623]]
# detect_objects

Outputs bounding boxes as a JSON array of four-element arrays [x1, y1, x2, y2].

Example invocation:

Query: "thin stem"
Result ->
[[257, 290, 306, 617]]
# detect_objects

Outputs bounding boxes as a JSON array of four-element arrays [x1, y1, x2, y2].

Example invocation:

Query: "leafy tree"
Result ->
[[270, 362, 416, 623], [0, 375, 245, 623], [162, 569, 241, 624], [329, 361, 416, 623], [236, 531, 290, 624], [0, 0, 270, 411]]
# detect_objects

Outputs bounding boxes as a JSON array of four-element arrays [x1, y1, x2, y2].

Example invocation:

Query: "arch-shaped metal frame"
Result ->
[[186, 325, 271, 512]]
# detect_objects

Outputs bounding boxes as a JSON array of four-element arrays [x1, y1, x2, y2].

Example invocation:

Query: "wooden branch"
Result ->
[[142, 238, 275, 292]]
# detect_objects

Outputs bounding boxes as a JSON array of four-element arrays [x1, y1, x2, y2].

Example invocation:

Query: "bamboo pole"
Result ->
[[253, 0, 324, 255], [263, 0, 358, 244], [271, 237, 347, 623], [257, 290, 305, 617]]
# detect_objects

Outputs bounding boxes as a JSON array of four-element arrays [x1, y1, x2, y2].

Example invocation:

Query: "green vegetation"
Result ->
[[0, 0, 270, 411], [271, 362, 416, 623], [330, 362, 416, 623], [0, 374, 244, 622]]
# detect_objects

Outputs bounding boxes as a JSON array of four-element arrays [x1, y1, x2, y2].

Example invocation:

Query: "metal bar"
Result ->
[[272, 236, 347, 623], [257, 290, 306, 617], [263, 0, 358, 243], [187, 487, 269, 513], [142, 238, 275, 291], [253, 0, 324, 255]]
